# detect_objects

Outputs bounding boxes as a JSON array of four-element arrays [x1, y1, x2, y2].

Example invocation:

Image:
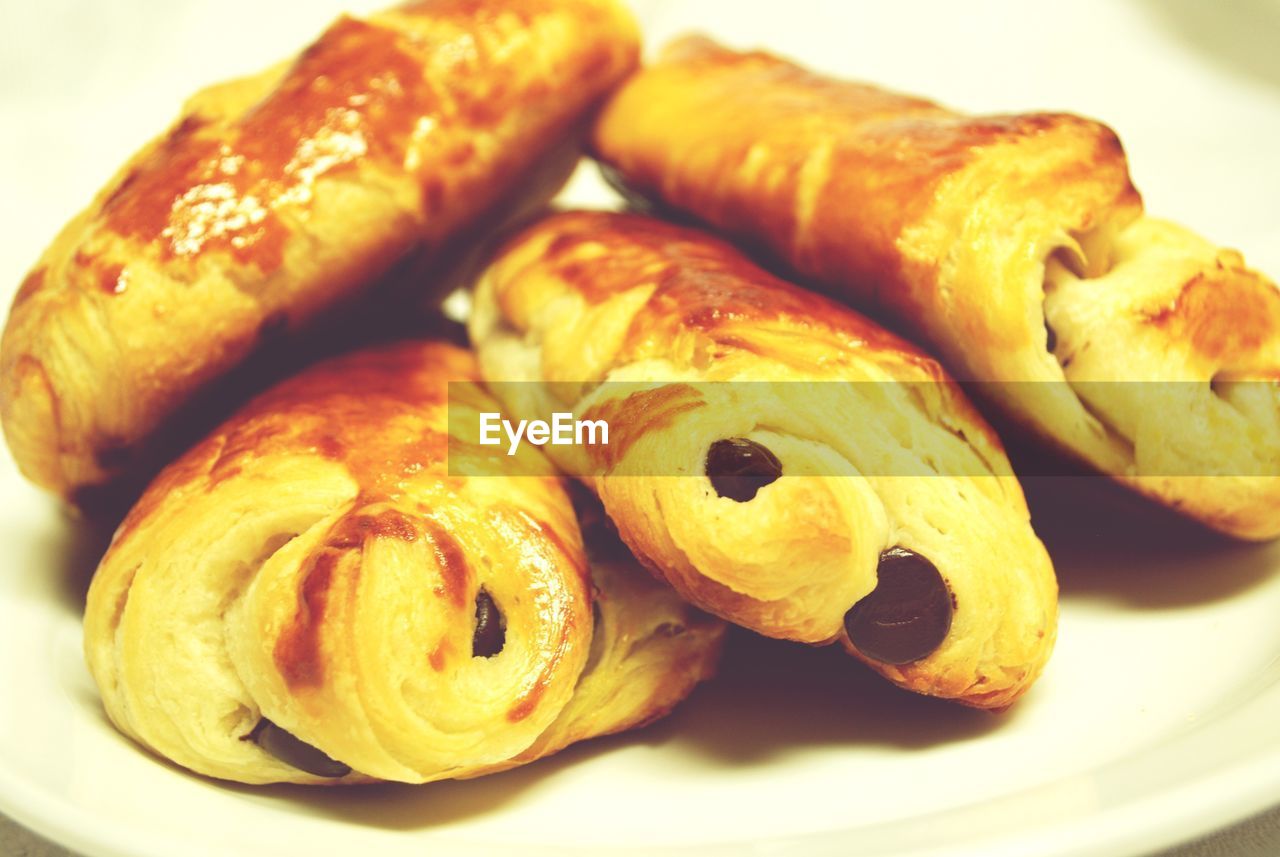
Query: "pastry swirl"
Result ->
[[84, 340, 722, 784], [469, 211, 1057, 709]]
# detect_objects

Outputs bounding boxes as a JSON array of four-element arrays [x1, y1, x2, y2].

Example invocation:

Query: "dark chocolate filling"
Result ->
[[472, 588, 506, 658], [246, 718, 351, 778], [705, 438, 782, 502], [844, 547, 953, 665]]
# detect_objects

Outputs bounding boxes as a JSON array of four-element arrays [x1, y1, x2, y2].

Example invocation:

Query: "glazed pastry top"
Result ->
[[591, 35, 1280, 539], [471, 212, 1057, 708], [85, 339, 722, 784], [1, 0, 640, 499]]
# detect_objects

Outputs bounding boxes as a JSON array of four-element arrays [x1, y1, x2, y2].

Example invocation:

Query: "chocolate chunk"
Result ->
[[844, 547, 953, 665], [705, 438, 782, 502], [246, 718, 351, 778], [473, 588, 506, 658], [1045, 318, 1058, 353]]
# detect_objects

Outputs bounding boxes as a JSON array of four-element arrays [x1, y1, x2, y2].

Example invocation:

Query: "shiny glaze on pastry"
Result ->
[[470, 212, 1057, 709], [591, 36, 1280, 540], [84, 341, 722, 784], [1, 0, 639, 500]]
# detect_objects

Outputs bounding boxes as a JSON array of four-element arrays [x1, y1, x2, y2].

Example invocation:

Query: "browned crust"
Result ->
[[590, 36, 1280, 540], [112, 341, 469, 548], [2, 0, 640, 500], [473, 211, 1056, 709], [591, 36, 1139, 332], [86, 339, 624, 783], [492, 210, 1011, 461]]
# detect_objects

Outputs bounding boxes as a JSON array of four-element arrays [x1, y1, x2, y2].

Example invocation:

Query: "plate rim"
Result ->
[[2, 686, 1279, 857]]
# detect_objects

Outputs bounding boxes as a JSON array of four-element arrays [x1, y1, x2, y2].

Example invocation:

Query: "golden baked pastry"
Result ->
[[83, 341, 722, 785], [591, 36, 1280, 540], [2, 0, 639, 502], [469, 211, 1057, 709]]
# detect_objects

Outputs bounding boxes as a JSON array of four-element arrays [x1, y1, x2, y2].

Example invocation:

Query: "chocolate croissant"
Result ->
[[591, 36, 1280, 540], [1, 0, 638, 501], [83, 341, 722, 784], [469, 212, 1057, 709]]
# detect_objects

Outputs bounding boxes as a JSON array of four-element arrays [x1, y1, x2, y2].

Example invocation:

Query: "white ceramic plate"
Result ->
[[3, 1, 1280, 855]]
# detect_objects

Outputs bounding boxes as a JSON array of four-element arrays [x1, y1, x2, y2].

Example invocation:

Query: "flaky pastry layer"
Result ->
[[591, 36, 1280, 539], [470, 212, 1057, 708], [84, 340, 721, 784], [2, 0, 640, 499]]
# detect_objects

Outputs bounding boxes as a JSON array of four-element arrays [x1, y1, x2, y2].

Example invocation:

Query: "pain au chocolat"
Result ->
[[1, 0, 639, 501], [591, 36, 1280, 540], [469, 212, 1057, 709], [84, 341, 722, 784]]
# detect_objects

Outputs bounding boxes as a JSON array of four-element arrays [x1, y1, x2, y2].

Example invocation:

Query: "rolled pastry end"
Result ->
[[84, 341, 720, 785], [1044, 216, 1280, 539]]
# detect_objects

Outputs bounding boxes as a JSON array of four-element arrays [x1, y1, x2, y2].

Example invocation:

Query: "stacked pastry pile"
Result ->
[[2, 0, 1277, 787]]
